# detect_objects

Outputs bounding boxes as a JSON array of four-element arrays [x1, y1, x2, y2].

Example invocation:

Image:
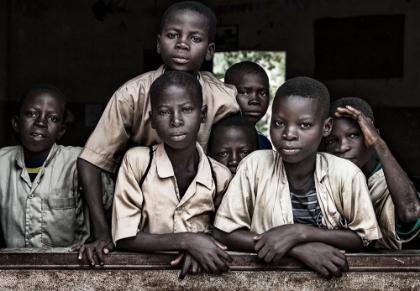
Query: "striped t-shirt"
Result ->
[[25, 158, 46, 182], [290, 183, 326, 228]]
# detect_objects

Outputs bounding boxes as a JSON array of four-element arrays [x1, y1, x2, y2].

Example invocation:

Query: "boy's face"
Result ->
[[149, 85, 207, 150], [157, 10, 215, 76], [270, 96, 331, 165], [209, 126, 257, 174], [234, 73, 270, 125], [12, 91, 66, 161], [324, 117, 372, 169]]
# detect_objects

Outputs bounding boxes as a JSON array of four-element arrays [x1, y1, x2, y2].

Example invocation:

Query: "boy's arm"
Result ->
[[117, 231, 232, 276], [70, 158, 113, 266], [212, 228, 258, 253], [336, 106, 420, 222], [253, 224, 364, 263]]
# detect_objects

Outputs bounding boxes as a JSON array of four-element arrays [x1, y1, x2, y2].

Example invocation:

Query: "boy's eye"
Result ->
[[274, 120, 284, 127], [260, 91, 269, 97], [167, 33, 178, 39], [47, 116, 58, 122], [191, 36, 201, 43], [325, 138, 336, 146], [300, 123, 311, 128], [217, 152, 228, 157], [349, 133, 359, 139], [160, 110, 170, 116], [182, 107, 193, 113], [238, 91, 248, 96], [240, 151, 250, 158], [27, 111, 37, 118]]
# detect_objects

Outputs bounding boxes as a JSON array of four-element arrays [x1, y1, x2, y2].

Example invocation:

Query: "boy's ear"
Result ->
[[149, 111, 156, 129], [56, 124, 66, 140], [322, 117, 333, 137], [157, 34, 162, 54], [205, 43, 215, 61], [12, 116, 19, 133], [201, 105, 208, 123]]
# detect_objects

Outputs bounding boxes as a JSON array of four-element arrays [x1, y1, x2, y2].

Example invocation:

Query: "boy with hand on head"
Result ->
[[0, 84, 112, 248], [208, 115, 259, 175], [213, 77, 382, 279], [112, 71, 233, 280], [224, 61, 272, 150], [74, 1, 239, 265], [324, 97, 420, 249]]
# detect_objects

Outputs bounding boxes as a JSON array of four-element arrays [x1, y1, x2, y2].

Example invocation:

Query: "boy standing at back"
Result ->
[[112, 71, 233, 280], [75, 1, 239, 265], [325, 97, 420, 249], [213, 77, 382, 279], [224, 61, 272, 149]]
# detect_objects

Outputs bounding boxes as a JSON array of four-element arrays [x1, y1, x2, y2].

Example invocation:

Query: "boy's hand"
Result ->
[[289, 242, 349, 279], [171, 251, 203, 281], [69, 236, 115, 266], [184, 233, 233, 276], [253, 224, 301, 263], [335, 106, 380, 148]]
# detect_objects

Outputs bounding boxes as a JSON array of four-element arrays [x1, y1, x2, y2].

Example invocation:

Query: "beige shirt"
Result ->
[[112, 143, 232, 245], [214, 151, 382, 242], [79, 65, 239, 173], [369, 169, 420, 249], [0, 145, 91, 247]]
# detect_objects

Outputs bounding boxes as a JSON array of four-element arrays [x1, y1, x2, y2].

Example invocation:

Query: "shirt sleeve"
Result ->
[[342, 171, 383, 241], [214, 163, 255, 233], [79, 87, 137, 173], [111, 149, 146, 245]]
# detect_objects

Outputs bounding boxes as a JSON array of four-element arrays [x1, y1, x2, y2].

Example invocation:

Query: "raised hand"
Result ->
[[335, 106, 380, 148]]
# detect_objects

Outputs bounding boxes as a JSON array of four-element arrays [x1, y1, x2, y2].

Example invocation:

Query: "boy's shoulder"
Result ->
[[207, 156, 232, 178], [316, 152, 364, 179], [114, 66, 164, 96], [199, 71, 237, 93], [237, 150, 279, 173], [0, 145, 22, 160]]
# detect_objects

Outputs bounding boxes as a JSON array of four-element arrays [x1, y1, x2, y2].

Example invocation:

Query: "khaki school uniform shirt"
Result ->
[[79, 65, 239, 173], [214, 151, 382, 242], [112, 143, 232, 245], [369, 169, 420, 249], [0, 144, 113, 248]]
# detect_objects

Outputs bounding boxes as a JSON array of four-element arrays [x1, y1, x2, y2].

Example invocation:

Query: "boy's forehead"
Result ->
[[23, 91, 64, 109], [164, 9, 209, 32], [152, 85, 197, 106], [273, 95, 323, 117]]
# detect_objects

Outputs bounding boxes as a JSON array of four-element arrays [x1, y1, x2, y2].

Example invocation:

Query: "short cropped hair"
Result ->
[[150, 71, 203, 109], [160, 1, 217, 42], [274, 77, 330, 119], [330, 97, 375, 123], [207, 114, 259, 154], [224, 61, 269, 85], [19, 84, 68, 123]]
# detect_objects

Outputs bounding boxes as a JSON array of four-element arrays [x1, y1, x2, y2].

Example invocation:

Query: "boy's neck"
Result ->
[[361, 155, 379, 177], [164, 142, 199, 171], [284, 154, 317, 189]]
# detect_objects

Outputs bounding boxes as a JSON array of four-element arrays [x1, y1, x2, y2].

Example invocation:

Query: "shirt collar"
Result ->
[[16, 143, 60, 169], [155, 143, 213, 190]]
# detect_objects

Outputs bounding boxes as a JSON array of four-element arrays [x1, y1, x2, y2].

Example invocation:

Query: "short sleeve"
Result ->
[[214, 163, 255, 233], [111, 148, 148, 245]]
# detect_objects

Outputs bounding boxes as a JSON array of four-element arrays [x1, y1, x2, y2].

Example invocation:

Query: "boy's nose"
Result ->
[[335, 141, 350, 153], [175, 38, 189, 50], [228, 153, 239, 166], [34, 115, 47, 127], [282, 126, 297, 140], [170, 113, 184, 127], [248, 93, 260, 105]]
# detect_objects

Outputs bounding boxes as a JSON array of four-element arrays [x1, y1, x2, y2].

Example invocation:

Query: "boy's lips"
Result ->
[[172, 56, 190, 64], [279, 147, 300, 155], [30, 132, 46, 141], [169, 132, 187, 141], [245, 111, 262, 117]]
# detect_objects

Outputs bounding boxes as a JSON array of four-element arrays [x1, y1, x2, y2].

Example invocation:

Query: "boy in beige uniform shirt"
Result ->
[[213, 77, 381, 279], [112, 71, 233, 280], [75, 1, 239, 265], [325, 97, 420, 249]]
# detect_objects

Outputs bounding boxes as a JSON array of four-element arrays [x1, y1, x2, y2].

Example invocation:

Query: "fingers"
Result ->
[[86, 247, 96, 266], [77, 245, 86, 260], [95, 244, 105, 266], [69, 245, 81, 253], [179, 253, 192, 281], [210, 237, 227, 251], [324, 261, 342, 278], [171, 251, 185, 266]]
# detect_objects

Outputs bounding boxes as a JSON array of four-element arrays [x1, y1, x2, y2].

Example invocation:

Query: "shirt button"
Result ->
[[27, 235, 32, 240], [175, 206, 183, 211], [29, 194, 34, 199]]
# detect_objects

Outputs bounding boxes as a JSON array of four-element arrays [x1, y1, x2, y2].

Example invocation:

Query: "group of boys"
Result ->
[[1, 1, 420, 281]]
